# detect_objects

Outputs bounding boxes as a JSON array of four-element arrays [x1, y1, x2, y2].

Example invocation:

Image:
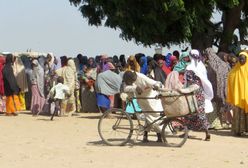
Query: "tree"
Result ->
[[217, 0, 248, 52], [69, 0, 248, 52]]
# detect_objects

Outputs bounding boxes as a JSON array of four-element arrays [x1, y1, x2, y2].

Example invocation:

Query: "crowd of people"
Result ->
[[0, 47, 247, 142]]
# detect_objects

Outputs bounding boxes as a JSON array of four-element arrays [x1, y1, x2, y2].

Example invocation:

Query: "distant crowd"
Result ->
[[0, 46, 247, 141]]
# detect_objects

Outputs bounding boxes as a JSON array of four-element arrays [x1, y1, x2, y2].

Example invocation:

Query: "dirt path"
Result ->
[[0, 112, 247, 168]]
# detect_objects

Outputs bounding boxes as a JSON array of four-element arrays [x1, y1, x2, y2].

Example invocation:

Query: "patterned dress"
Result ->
[[205, 48, 232, 126], [183, 70, 210, 131], [232, 106, 248, 135]]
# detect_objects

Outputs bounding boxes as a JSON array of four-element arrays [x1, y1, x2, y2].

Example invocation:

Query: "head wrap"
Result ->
[[67, 59, 77, 72], [148, 60, 167, 84], [165, 53, 172, 67], [140, 56, 148, 75], [126, 55, 140, 72], [165, 71, 183, 90], [47, 53, 55, 69], [189, 49, 201, 60], [87, 57, 97, 68], [186, 49, 214, 113], [170, 55, 177, 62], [106, 62, 115, 70], [173, 51, 190, 72], [227, 51, 248, 112], [60, 56, 68, 67]]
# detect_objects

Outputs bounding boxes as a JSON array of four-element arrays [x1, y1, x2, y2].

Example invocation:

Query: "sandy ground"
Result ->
[[0, 112, 248, 168]]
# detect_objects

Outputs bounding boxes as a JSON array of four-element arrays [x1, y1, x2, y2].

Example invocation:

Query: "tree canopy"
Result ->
[[69, 0, 248, 52]]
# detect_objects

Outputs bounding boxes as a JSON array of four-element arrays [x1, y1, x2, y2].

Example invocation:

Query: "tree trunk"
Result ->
[[218, 0, 245, 52], [191, 28, 214, 52]]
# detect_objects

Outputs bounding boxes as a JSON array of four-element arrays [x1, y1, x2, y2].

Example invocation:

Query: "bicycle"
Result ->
[[98, 93, 191, 147]]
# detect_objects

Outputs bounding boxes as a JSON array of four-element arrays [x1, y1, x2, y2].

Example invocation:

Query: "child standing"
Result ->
[[49, 76, 70, 120]]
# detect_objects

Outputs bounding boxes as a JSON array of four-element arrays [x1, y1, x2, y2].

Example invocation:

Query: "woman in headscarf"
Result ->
[[169, 55, 178, 70], [0, 56, 6, 112], [3, 54, 21, 116], [75, 54, 87, 112], [153, 53, 163, 62], [158, 57, 171, 75], [228, 53, 238, 68], [74, 54, 81, 74], [126, 55, 140, 72], [12, 55, 28, 111], [87, 57, 97, 70], [99, 54, 109, 73], [218, 52, 236, 69], [173, 51, 191, 72], [112, 55, 119, 67], [173, 52, 191, 83], [173, 50, 180, 61], [119, 54, 126, 71], [147, 60, 167, 84], [60, 56, 68, 67], [204, 48, 232, 129], [164, 71, 183, 90], [164, 53, 172, 68], [80, 57, 98, 112], [73, 57, 82, 114], [47, 53, 55, 70], [30, 58, 45, 115], [43, 54, 58, 114], [218, 52, 230, 64], [44, 53, 57, 97], [227, 51, 248, 136], [20, 55, 32, 110], [56, 58, 77, 116], [135, 53, 143, 65], [139, 54, 148, 75], [95, 62, 122, 112], [161, 53, 173, 75], [183, 49, 213, 141]]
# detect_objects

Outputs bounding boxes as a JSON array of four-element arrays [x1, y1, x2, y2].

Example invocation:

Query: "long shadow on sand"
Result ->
[[36, 118, 53, 121], [209, 129, 248, 138], [77, 115, 101, 120], [87, 139, 191, 148]]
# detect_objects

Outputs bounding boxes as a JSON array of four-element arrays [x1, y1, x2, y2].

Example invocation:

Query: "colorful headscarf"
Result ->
[[158, 59, 171, 75], [170, 55, 177, 62], [126, 55, 140, 72], [165, 53, 172, 67], [227, 51, 248, 113], [173, 51, 190, 72], [106, 62, 115, 70], [140, 56, 148, 75], [186, 49, 214, 113]]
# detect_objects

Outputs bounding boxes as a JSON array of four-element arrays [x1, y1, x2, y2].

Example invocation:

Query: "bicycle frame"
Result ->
[[125, 96, 167, 132]]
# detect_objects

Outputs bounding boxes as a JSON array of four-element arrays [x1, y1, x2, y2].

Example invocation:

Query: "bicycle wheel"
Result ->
[[161, 118, 188, 147], [98, 108, 133, 146]]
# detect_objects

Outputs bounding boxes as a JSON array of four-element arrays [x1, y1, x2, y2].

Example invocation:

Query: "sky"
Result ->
[[0, 0, 181, 57]]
